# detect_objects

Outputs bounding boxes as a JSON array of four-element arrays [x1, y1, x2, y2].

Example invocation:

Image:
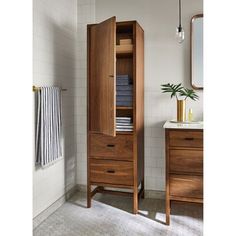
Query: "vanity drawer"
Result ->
[[169, 130, 203, 148], [170, 175, 203, 199], [170, 149, 203, 174], [90, 159, 133, 186], [89, 134, 133, 160]]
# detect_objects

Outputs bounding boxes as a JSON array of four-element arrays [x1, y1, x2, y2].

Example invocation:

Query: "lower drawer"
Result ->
[[89, 134, 133, 160], [170, 149, 203, 174], [170, 175, 203, 199], [90, 159, 133, 186]]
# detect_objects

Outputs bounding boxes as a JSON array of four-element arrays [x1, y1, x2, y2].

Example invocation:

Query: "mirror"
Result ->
[[191, 14, 203, 89]]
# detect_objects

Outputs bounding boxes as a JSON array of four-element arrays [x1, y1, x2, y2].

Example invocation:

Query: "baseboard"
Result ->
[[144, 189, 165, 199], [76, 184, 165, 199], [33, 185, 77, 229]]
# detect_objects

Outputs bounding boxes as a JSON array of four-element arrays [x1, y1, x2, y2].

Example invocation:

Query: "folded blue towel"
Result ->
[[117, 90, 133, 96], [116, 75, 132, 85], [116, 80, 130, 85], [116, 79, 132, 86], [116, 101, 133, 106], [116, 95, 133, 102]]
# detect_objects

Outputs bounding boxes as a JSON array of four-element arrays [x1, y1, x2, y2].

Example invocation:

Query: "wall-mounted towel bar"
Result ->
[[32, 85, 67, 92]]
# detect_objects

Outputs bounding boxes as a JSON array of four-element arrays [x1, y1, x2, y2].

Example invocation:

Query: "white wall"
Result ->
[[33, 0, 78, 217], [75, 0, 203, 191], [76, 0, 95, 185]]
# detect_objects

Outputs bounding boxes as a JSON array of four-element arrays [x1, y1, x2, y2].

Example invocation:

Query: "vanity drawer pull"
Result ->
[[106, 169, 115, 173], [107, 144, 115, 147], [185, 137, 194, 141]]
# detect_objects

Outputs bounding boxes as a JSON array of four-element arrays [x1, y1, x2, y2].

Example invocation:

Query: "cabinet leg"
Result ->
[[141, 180, 145, 198], [166, 198, 170, 225], [133, 187, 138, 214], [87, 184, 91, 208]]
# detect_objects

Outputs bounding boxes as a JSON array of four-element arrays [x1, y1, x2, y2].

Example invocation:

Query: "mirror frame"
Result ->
[[191, 14, 203, 90]]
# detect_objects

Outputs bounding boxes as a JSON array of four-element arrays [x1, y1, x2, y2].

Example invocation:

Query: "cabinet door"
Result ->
[[88, 17, 116, 136]]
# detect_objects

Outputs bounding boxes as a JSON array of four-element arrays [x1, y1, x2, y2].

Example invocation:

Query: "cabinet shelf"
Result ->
[[116, 131, 133, 135]]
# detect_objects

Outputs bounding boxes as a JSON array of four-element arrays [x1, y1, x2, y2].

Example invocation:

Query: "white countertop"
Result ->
[[163, 121, 203, 130]]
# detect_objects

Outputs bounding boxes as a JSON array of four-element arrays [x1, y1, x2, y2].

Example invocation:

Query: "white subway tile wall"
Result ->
[[75, 0, 95, 186], [33, 0, 78, 217]]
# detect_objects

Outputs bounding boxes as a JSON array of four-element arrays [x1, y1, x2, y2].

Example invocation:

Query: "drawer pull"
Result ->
[[106, 169, 115, 173], [185, 137, 194, 141], [107, 144, 115, 148]]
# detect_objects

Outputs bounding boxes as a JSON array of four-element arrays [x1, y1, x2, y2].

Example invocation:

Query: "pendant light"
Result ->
[[176, 0, 184, 43]]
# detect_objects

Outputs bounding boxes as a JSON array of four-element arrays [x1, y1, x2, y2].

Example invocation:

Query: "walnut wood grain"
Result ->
[[89, 134, 133, 160], [170, 196, 203, 203], [90, 159, 133, 186], [169, 130, 203, 148], [170, 174, 203, 199], [134, 22, 145, 208], [88, 16, 116, 136], [170, 149, 203, 174], [116, 57, 133, 80]]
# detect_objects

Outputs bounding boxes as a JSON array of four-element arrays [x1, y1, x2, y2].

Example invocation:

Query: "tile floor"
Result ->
[[34, 191, 203, 236]]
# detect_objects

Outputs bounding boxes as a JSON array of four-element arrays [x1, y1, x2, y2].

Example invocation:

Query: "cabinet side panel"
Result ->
[[135, 23, 144, 185]]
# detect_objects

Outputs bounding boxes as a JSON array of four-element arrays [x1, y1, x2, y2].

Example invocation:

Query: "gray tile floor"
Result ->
[[34, 191, 203, 236]]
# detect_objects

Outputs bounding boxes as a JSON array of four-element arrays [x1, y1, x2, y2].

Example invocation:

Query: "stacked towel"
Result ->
[[116, 75, 133, 107], [116, 117, 133, 132]]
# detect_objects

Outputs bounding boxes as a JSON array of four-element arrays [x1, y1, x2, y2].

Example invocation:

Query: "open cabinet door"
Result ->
[[88, 17, 116, 136]]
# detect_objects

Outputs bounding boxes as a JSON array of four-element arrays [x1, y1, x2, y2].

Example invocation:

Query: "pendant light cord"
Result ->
[[179, 0, 182, 29]]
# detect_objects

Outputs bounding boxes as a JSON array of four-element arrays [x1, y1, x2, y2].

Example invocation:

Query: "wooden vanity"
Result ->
[[164, 121, 203, 225]]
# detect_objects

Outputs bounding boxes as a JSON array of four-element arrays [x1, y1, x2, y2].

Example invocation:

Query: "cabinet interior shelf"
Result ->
[[116, 131, 133, 135]]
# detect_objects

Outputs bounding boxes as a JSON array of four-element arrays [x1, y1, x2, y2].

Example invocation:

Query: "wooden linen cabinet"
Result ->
[[87, 17, 144, 214]]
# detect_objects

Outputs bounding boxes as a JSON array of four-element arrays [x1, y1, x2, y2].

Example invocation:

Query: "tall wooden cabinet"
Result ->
[[87, 17, 144, 214]]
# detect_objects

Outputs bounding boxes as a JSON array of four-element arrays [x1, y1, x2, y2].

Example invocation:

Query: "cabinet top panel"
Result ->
[[163, 121, 203, 130], [88, 20, 144, 32]]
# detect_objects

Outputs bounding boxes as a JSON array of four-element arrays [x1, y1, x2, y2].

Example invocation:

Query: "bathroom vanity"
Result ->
[[163, 121, 203, 225]]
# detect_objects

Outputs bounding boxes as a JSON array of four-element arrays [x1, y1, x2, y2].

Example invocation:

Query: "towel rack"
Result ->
[[32, 85, 67, 92]]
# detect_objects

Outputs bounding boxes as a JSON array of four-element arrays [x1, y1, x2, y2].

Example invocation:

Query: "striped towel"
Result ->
[[35, 87, 62, 167]]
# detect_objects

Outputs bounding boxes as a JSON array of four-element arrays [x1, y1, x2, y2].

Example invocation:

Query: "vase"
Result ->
[[177, 100, 186, 122]]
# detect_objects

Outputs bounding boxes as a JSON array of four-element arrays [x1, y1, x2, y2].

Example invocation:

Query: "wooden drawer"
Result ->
[[169, 130, 203, 148], [170, 175, 203, 199], [89, 134, 133, 160], [170, 149, 203, 174], [90, 159, 133, 186]]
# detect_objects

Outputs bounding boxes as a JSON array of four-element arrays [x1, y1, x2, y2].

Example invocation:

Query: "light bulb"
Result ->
[[176, 26, 184, 43]]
